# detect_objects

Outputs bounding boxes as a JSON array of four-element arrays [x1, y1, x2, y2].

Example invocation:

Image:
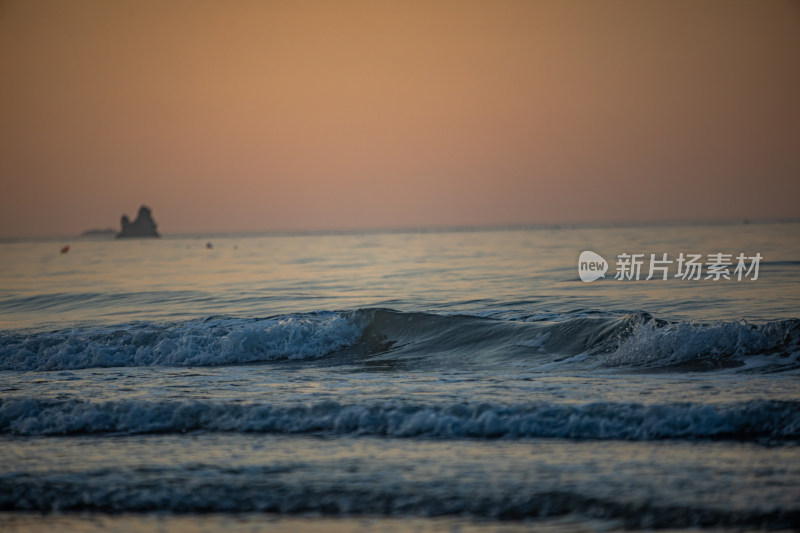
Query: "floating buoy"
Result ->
[[60, 245, 70, 254]]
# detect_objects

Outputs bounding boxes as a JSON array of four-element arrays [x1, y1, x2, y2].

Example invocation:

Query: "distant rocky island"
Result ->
[[117, 205, 160, 238]]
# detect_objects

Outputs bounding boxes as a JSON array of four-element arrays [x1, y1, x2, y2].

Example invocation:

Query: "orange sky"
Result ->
[[1, 0, 799, 237]]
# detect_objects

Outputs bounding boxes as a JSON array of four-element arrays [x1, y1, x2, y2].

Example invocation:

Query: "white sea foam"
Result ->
[[603, 319, 800, 370], [2, 398, 797, 440], [2, 310, 798, 372], [0, 313, 363, 371]]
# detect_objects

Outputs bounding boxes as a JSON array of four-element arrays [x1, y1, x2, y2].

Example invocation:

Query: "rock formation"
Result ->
[[116, 205, 160, 238]]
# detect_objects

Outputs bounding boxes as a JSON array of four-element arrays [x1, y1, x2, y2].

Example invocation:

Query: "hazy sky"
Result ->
[[1, 0, 798, 237]]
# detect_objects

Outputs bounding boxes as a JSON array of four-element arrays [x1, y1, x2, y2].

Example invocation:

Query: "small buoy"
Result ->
[[60, 245, 70, 254], [206, 242, 213, 249]]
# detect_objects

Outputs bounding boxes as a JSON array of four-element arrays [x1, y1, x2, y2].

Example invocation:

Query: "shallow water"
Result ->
[[1, 223, 799, 530]]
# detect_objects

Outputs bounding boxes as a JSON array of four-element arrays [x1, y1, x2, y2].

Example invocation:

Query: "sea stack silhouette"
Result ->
[[117, 205, 160, 238]]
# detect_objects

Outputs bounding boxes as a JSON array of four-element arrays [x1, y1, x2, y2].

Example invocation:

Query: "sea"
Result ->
[[1, 222, 799, 532]]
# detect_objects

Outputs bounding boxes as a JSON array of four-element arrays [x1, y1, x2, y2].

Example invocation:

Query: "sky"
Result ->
[[1, 0, 799, 237]]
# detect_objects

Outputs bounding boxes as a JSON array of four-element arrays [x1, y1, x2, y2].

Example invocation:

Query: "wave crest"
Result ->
[[0, 312, 362, 371], [603, 318, 800, 371], [2, 397, 798, 441], [1, 308, 798, 372]]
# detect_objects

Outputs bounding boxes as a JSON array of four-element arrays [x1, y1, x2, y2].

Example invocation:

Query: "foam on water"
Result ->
[[2, 308, 798, 373], [0, 312, 362, 371], [2, 397, 798, 441], [602, 318, 800, 371]]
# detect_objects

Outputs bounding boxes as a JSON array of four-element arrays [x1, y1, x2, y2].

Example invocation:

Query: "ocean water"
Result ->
[[1, 223, 799, 532]]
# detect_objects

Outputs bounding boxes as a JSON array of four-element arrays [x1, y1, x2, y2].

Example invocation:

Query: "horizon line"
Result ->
[[2, 217, 799, 243]]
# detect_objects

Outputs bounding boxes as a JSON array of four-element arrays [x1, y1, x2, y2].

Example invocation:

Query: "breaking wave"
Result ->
[[2, 397, 798, 441], [0, 312, 362, 371], [1, 308, 798, 372]]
